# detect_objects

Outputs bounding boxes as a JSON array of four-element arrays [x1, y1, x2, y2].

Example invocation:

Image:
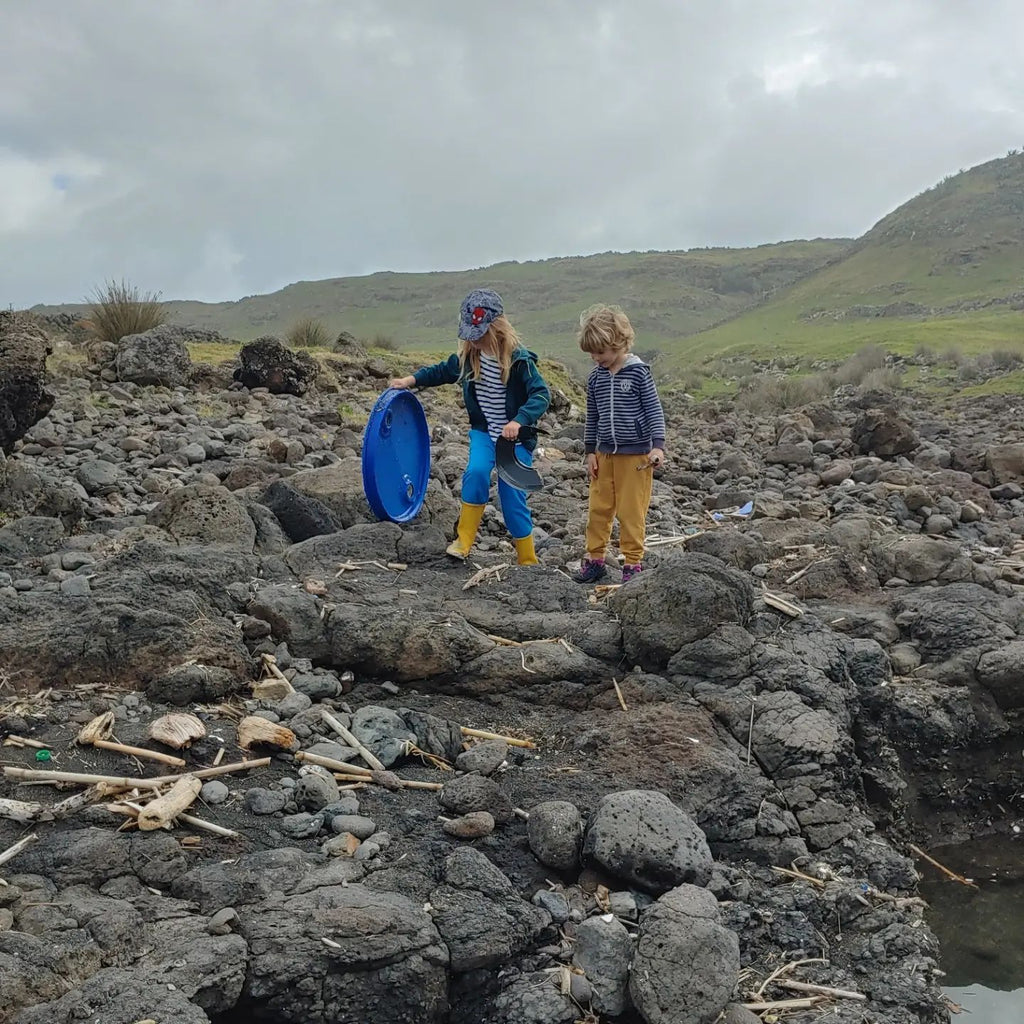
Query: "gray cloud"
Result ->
[[1, 0, 1022, 307]]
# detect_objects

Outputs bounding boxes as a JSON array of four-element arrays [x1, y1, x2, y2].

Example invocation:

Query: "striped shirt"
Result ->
[[584, 354, 666, 455], [475, 355, 508, 440]]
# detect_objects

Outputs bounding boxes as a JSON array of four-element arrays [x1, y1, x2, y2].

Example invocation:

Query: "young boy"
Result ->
[[573, 304, 666, 584]]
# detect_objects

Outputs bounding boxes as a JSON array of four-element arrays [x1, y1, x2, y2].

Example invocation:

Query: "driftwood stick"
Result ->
[[612, 678, 628, 712], [460, 727, 537, 749], [4, 757, 270, 790], [0, 797, 44, 824], [753, 957, 829, 999], [762, 590, 803, 617], [3, 735, 50, 749], [177, 812, 240, 838], [742, 997, 823, 1012], [296, 751, 374, 775], [0, 833, 39, 869], [332, 772, 443, 792], [320, 710, 386, 771], [45, 783, 119, 821], [137, 776, 201, 831], [93, 739, 186, 767], [778, 979, 867, 1001], [908, 843, 980, 889]]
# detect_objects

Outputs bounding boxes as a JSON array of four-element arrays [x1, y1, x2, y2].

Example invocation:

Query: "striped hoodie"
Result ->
[[584, 354, 666, 455]]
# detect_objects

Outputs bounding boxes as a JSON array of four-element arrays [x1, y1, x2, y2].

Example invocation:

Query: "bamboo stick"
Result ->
[[138, 776, 201, 831], [93, 739, 186, 767], [3, 735, 50, 749], [742, 997, 823, 1011], [0, 833, 38, 869], [331, 773, 443, 792], [908, 843, 980, 889], [3, 757, 270, 790], [320, 709, 386, 771], [778, 979, 866, 1001], [176, 812, 239, 838], [459, 727, 536, 749], [612, 678, 628, 712], [296, 751, 374, 775]]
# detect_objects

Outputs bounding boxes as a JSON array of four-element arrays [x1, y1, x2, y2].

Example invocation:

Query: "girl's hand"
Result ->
[[585, 453, 599, 480], [501, 421, 521, 440], [649, 447, 665, 468], [389, 376, 415, 389]]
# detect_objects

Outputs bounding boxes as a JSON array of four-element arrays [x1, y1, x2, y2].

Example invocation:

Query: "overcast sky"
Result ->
[[2, 0, 1022, 308]]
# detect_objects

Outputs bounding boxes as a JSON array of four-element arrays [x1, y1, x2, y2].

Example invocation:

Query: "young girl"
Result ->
[[574, 304, 666, 584], [389, 288, 550, 565]]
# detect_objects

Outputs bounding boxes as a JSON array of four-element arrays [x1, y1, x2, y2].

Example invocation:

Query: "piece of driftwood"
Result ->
[[612, 678, 628, 712], [2, 735, 50, 749], [237, 716, 296, 751], [333, 772, 443, 792], [137, 776, 201, 831], [462, 563, 509, 591], [77, 711, 116, 745], [320, 709, 386, 771], [45, 782, 118, 820], [0, 833, 39, 869], [148, 713, 206, 749], [908, 842, 979, 889], [460, 727, 536, 749], [762, 589, 803, 617], [742, 997, 823, 1011], [779, 979, 866, 1001], [4, 757, 270, 789], [296, 751, 374, 776], [0, 798, 44, 824], [92, 739, 186, 767]]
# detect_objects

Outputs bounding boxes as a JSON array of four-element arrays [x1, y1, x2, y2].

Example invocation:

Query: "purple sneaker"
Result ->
[[621, 563, 644, 583], [573, 558, 608, 584]]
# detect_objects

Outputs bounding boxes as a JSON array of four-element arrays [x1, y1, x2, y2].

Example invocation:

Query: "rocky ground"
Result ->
[[2, 314, 1024, 1023]]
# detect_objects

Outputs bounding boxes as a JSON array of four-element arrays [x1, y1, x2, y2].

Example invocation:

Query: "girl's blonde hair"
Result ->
[[458, 314, 521, 382], [578, 304, 635, 353]]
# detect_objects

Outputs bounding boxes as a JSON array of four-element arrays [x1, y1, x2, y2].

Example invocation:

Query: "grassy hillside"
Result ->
[[667, 152, 1024, 369], [32, 241, 848, 363]]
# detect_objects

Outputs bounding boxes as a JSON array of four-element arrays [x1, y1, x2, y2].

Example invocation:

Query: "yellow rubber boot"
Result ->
[[446, 502, 485, 559], [513, 534, 539, 566]]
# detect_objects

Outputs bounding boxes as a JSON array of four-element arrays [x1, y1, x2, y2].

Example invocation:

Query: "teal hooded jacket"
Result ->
[[412, 348, 550, 451]]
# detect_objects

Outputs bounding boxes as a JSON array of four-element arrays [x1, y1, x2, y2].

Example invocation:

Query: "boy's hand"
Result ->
[[585, 453, 599, 480], [501, 421, 521, 440], [389, 376, 415, 389], [648, 448, 665, 468]]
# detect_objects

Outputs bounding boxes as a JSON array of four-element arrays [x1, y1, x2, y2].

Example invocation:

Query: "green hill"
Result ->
[[32, 242, 849, 364], [666, 151, 1024, 369]]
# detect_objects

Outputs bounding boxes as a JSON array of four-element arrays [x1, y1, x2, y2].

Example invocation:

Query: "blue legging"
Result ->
[[461, 429, 534, 540]]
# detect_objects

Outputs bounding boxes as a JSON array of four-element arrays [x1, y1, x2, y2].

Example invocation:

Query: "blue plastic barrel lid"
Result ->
[[361, 388, 431, 523]]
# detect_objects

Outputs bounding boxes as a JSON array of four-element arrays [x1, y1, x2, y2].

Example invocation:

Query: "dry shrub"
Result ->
[[85, 279, 165, 344], [286, 316, 330, 348], [834, 344, 887, 385]]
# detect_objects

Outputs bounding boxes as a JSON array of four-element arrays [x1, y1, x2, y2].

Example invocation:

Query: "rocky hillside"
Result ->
[[3, 316, 1024, 1022], [671, 151, 1024, 364]]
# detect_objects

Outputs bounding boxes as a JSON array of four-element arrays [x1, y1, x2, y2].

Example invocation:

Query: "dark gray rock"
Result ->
[[233, 336, 319, 396], [439, 774, 513, 825], [0, 311, 54, 455], [572, 914, 633, 1016], [629, 884, 739, 1024], [261, 479, 341, 542], [350, 704, 416, 767], [584, 790, 713, 894], [527, 800, 583, 872], [456, 738, 507, 775], [115, 326, 193, 387]]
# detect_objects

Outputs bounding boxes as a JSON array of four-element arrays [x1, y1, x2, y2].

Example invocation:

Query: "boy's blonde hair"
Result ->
[[458, 314, 521, 383], [577, 304, 635, 353]]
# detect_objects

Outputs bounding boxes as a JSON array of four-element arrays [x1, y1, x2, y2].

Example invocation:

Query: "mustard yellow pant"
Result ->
[[585, 453, 654, 565]]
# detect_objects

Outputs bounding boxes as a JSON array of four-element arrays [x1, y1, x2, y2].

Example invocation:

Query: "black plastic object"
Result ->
[[495, 436, 543, 492], [361, 388, 431, 522]]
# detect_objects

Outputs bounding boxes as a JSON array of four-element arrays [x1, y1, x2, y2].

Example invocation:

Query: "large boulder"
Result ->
[[0, 311, 54, 453], [583, 790, 713, 894], [233, 336, 319, 395], [629, 884, 739, 1024], [115, 325, 194, 386], [611, 552, 755, 671], [851, 408, 918, 458], [147, 484, 257, 550], [986, 443, 1024, 484]]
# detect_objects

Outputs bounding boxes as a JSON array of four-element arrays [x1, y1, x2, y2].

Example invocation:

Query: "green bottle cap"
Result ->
[[35, 749, 52, 762]]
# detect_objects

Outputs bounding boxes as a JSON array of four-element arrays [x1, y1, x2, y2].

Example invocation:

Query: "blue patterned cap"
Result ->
[[458, 288, 504, 342]]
